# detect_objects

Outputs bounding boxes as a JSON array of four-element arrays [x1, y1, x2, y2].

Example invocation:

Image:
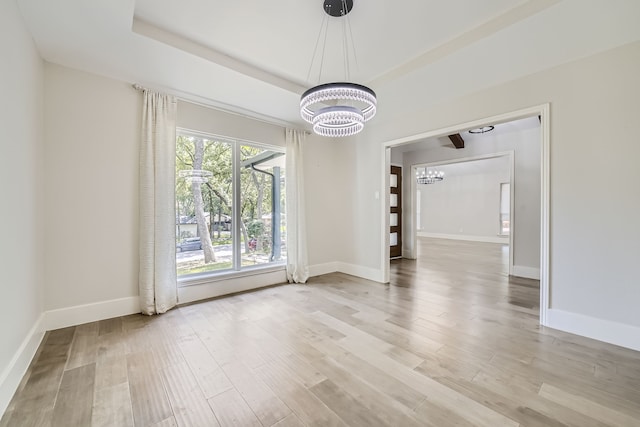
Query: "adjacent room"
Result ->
[[2, 0, 640, 426]]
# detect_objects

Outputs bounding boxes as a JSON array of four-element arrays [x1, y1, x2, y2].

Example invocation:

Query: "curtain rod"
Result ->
[[131, 83, 309, 135]]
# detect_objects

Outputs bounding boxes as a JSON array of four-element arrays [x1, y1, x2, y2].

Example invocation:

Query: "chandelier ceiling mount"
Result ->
[[323, 0, 353, 17]]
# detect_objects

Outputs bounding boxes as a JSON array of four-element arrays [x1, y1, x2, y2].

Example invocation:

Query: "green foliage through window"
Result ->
[[175, 133, 286, 277]]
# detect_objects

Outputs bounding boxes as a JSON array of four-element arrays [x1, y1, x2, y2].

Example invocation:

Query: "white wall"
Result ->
[[43, 63, 141, 311], [177, 101, 285, 147], [418, 167, 509, 241], [339, 135, 385, 281], [0, 0, 45, 414], [390, 148, 403, 166], [404, 126, 540, 270], [346, 41, 640, 339], [304, 135, 350, 269]]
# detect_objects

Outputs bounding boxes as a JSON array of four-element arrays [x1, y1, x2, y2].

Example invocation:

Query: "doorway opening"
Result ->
[[380, 104, 550, 325], [411, 152, 515, 273]]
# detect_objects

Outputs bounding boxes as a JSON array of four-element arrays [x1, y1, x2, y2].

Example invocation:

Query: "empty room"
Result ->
[[2, 0, 640, 426]]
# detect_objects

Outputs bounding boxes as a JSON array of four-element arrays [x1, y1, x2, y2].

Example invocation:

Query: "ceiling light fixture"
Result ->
[[300, 0, 377, 138], [416, 168, 445, 185], [468, 126, 495, 134]]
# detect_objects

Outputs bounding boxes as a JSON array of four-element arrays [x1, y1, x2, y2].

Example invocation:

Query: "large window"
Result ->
[[175, 131, 285, 279], [500, 182, 510, 235]]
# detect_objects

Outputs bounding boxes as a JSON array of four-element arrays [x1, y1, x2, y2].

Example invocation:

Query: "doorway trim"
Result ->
[[380, 103, 550, 326], [410, 151, 515, 275]]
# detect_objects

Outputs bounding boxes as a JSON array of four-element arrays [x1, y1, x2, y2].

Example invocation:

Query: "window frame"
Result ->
[[175, 128, 286, 287], [499, 182, 510, 236]]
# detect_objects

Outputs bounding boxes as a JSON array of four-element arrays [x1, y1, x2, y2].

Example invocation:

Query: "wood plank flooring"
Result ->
[[2, 237, 640, 426]]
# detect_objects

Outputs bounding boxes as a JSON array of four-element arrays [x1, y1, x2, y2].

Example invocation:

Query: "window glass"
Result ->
[[500, 182, 510, 235], [240, 144, 286, 266], [175, 132, 286, 279]]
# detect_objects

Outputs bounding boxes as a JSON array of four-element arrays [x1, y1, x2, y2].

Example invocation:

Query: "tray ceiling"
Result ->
[[17, 0, 640, 128]]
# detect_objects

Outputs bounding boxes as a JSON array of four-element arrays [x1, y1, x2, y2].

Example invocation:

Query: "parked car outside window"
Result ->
[[176, 237, 202, 252]]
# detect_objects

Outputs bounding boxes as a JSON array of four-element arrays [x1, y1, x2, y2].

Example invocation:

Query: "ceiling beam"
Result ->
[[132, 18, 306, 95], [448, 134, 465, 149], [367, 0, 562, 88]]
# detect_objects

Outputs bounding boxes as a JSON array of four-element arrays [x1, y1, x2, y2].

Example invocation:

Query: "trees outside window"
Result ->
[[175, 132, 285, 278]]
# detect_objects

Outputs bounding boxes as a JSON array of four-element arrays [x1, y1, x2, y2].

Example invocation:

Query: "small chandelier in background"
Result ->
[[416, 167, 445, 185], [300, 0, 377, 138]]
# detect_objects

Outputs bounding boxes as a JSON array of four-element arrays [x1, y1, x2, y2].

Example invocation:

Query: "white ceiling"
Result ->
[[392, 115, 541, 153], [394, 115, 537, 180], [16, 0, 640, 129]]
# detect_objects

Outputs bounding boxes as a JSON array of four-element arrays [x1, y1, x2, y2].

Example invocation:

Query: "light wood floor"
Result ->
[[3, 238, 640, 426]]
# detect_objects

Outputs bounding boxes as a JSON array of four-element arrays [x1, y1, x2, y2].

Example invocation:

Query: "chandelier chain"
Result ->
[[343, 0, 359, 74], [318, 16, 329, 83], [306, 13, 329, 84], [342, 19, 348, 82], [342, 0, 350, 82], [346, 12, 358, 70]]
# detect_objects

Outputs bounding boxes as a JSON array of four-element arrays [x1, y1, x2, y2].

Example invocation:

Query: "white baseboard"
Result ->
[[308, 262, 340, 278], [42, 296, 141, 331], [337, 262, 385, 283], [309, 262, 385, 283], [0, 315, 45, 416], [401, 249, 417, 260], [511, 265, 540, 280], [175, 261, 380, 306], [178, 269, 287, 304], [417, 232, 508, 244], [547, 309, 640, 352]]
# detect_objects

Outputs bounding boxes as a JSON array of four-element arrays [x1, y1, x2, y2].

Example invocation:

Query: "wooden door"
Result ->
[[390, 166, 402, 258]]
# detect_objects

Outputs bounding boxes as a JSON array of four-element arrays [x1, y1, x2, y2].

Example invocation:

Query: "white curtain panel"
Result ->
[[285, 129, 310, 283], [139, 90, 178, 314]]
